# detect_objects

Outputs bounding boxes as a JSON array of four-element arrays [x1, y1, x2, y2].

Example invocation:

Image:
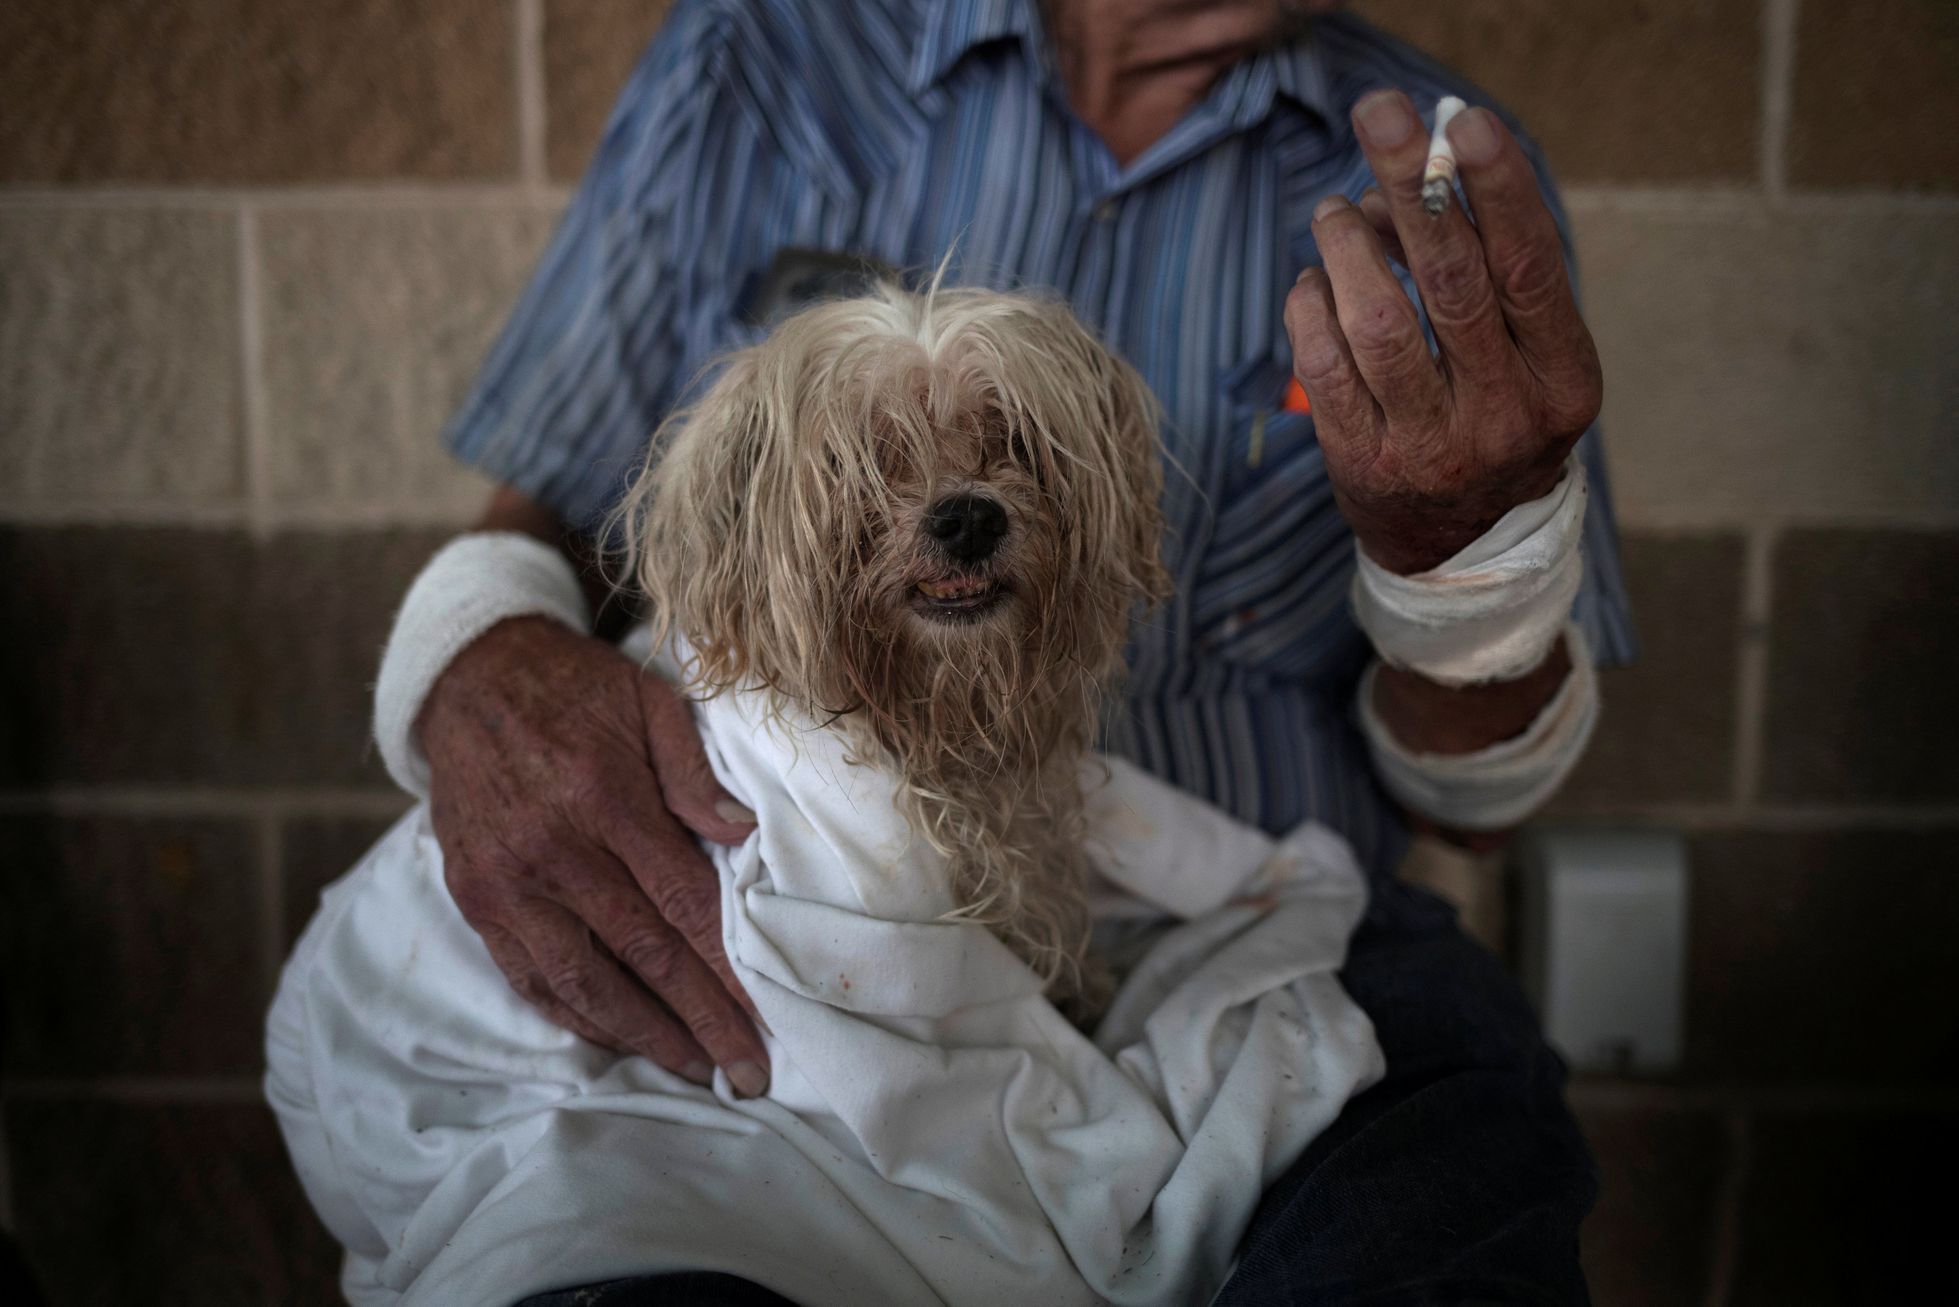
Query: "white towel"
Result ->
[[267, 646, 1383, 1307]]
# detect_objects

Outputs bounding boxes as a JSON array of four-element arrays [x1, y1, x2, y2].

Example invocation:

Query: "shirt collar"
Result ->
[[1268, 29, 1335, 126], [907, 0, 1043, 95], [908, 0, 1336, 129]]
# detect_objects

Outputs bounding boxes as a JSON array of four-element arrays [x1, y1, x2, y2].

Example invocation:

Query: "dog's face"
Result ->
[[623, 285, 1169, 756], [882, 404, 1067, 637], [622, 285, 1169, 993]]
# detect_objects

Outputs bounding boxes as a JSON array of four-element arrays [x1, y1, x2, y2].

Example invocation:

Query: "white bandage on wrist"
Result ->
[[372, 531, 592, 798], [1358, 622, 1599, 831], [1351, 458, 1589, 687]]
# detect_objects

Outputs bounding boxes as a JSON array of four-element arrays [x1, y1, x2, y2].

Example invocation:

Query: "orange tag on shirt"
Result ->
[[1283, 378, 1312, 414]]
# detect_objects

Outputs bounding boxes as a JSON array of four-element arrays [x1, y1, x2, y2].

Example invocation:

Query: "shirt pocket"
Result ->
[[1189, 355, 1366, 687]]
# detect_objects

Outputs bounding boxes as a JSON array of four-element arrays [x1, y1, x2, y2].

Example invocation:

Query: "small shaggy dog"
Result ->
[[269, 280, 1378, 1307], [618, 281, 1172, 1006]]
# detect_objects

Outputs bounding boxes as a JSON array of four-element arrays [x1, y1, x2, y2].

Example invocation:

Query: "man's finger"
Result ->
[[639, 672, 757, 845], [1285, 267, 1381, 464], [513, 898, 716, 1083], [1447, 107, 1600, 422], [603, 804, 766, 1029], [478, 919, 626, 1052], [1350, 89, 1513, 388], [1310, 195, 1449, 435], [1358, 188, 1406, 266], [568, 866, 771, 1096]]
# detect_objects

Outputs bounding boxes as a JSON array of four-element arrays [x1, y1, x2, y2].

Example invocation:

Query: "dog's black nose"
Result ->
[[924, 494, 1008, 564]]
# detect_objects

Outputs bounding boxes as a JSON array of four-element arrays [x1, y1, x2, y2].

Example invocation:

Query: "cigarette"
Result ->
[[1421, 96, 1468, 216]]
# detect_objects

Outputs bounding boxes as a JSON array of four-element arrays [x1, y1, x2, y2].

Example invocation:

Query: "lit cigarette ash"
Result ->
[[1420, 96, 1468, 216]]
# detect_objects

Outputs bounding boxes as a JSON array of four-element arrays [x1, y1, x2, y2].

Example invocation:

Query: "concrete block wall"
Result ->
[[0, 2, 1952, 1301]]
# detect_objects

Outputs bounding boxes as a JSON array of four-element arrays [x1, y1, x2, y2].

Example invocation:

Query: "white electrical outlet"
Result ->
[[1516, 829, 1688, 1075]]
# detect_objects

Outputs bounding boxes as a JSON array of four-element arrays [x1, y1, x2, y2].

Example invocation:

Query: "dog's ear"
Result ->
[[619, 352, 773, 694]]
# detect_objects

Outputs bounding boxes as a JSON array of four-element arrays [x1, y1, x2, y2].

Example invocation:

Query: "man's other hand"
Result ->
[[417, 615, 770, 1097], [1286, 89, 1604, 576]]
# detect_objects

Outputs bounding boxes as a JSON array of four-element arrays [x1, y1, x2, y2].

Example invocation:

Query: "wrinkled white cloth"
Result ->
[[1351, 458, 1588, 686], [371, 532, 591, 798], [267, 649, 1382, 1307]]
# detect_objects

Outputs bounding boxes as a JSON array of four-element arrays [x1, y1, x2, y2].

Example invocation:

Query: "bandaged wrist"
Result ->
[[1358, 623, 1599, 831], [1351, 457, 1588, 686], [372, 531, 591, 799]]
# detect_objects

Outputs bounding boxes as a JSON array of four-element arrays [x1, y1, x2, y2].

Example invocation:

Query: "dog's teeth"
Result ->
[[916, 578, 992, 600]]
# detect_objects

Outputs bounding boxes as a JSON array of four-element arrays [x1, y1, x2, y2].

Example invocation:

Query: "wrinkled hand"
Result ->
[[1286, 90, 1603, 576], [418, 615, 770, 1096]]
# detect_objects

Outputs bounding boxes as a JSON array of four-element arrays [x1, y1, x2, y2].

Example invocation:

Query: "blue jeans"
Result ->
[[520, 881, 1597, 1307]]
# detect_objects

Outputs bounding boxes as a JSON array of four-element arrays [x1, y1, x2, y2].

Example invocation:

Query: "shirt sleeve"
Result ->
[[1519, 129, 1640, 669], [442, 0, 744, 534]]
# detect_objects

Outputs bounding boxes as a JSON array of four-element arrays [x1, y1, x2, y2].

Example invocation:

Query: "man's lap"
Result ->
[[1216, 878, 1596, 1306], [516, 880, 1595, 1307], [519, 1272, 794, 1306]]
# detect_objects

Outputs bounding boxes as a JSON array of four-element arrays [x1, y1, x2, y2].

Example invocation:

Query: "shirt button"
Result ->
[[1093, 199, 1118, 223]]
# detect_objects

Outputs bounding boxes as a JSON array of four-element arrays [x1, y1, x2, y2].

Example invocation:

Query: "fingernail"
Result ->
[[1448, 107, 1500, 166], [727, 1060, 769, 1098], [1312, 194, 1349, 222], [682, 1060, 714, 1086], [1354, 90, 1414, 148], [714, 798, 757, 826]]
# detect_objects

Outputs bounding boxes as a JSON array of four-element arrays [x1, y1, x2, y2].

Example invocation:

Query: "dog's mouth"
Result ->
[[908, 573, 1006, 621]]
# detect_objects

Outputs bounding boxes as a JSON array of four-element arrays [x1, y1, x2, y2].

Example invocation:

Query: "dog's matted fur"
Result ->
[[614, 283, 1171, 1004]]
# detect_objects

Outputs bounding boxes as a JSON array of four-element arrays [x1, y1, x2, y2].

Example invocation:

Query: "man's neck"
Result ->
[[1043, 0, 1304, 165]]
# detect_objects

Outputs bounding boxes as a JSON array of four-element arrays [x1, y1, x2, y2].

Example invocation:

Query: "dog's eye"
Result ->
[[1006, 429, 1035, 470], [1006, 431, 1058, 495]]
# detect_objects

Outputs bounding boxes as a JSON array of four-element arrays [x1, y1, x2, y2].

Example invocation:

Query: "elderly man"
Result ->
[[409, 0, 1631, 1300]]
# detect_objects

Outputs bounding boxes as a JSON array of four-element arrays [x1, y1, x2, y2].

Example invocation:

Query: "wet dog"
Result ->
[[615, 282, 1170, 1006]]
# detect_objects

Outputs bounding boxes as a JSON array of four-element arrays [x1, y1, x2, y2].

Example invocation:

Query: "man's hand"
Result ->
[[418, 614, 771, 1097], [1285, 89, 1603, 576]]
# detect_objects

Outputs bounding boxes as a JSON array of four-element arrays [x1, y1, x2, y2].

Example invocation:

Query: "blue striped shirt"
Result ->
[[447, 0, 1637, 876]]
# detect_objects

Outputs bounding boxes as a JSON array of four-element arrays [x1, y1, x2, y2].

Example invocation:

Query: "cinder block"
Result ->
[[0, 526, 449, 787], [1791, 0, 1959, 191], [0, 0, 515, 183], [1573, 208, 1959, 523], [0, 815, 261, 1075], [0, 209, 242, 504], [1764, 530, 1959, 802], [1558, 535, 1745, 806], [1730, 1112, 1959, 1304], [257, 208, 554, 516], [1354, 0, 1759, 182], [1578, 1105, 1728, 1307], [5, 1100, 342, 1305], [1686, 827, 1959, 1082]]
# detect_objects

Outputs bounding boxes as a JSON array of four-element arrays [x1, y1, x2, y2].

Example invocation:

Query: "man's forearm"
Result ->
[[477, 485, 630, 636], [1368, 636, 1580, 849], [1370, 634, 1572, 756]]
